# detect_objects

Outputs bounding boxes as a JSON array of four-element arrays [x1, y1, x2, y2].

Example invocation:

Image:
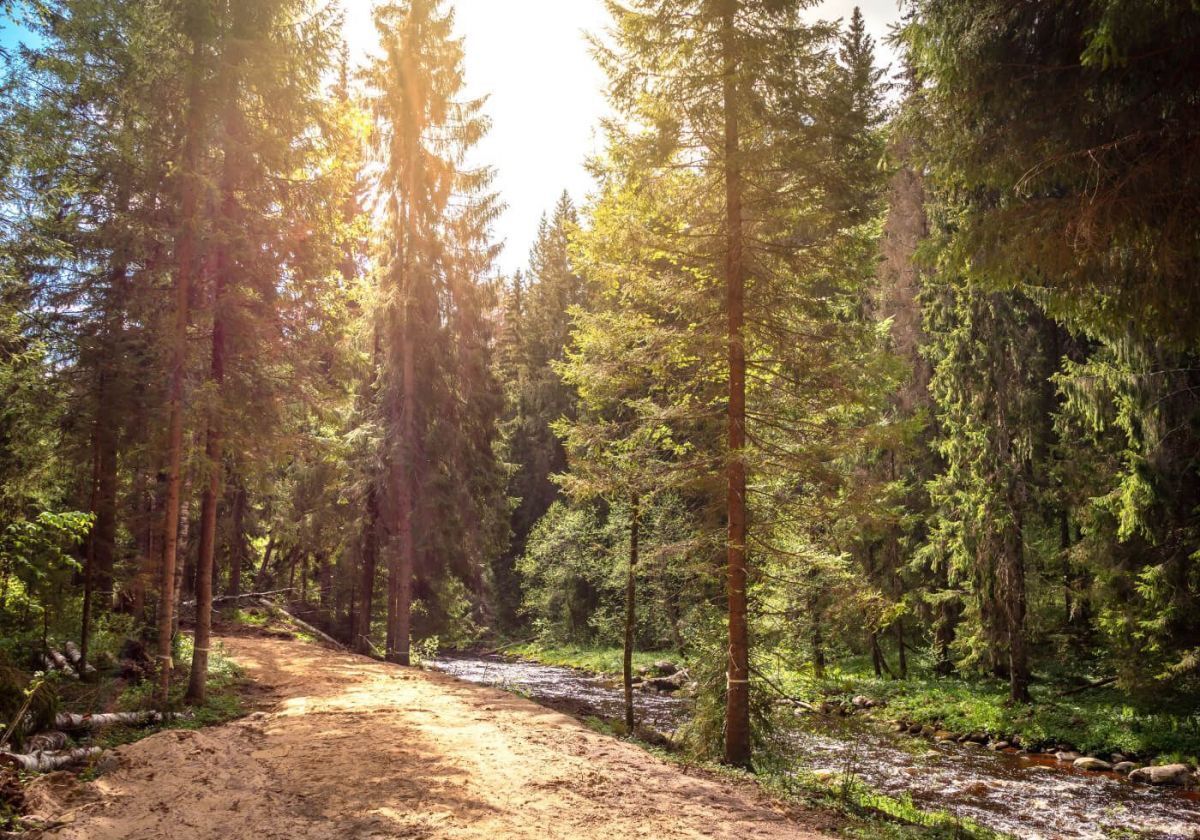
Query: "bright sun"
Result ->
[[340, 0, 612, 273]]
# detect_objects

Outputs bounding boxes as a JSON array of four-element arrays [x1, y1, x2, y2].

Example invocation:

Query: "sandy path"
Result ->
[[27, 634, 834, 839]]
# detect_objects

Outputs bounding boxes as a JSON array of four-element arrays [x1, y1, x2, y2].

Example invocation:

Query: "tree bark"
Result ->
[[0, 747, 102, 773], [187, 4, 244, 704], [810, 601, 826, 679], [870, 630, 884, 677], [156, 16, 208, 706], [80, 418, 102, 675], [355, 484, 380, 654], [172, 454, 195, 638], [623, 494, 640, 732], [227, 482, 246, 598], [1002, 520, 1031, 702], [720, 0, 751, 769], [390, 318, 415, 666], [255, 531, 276, 591]]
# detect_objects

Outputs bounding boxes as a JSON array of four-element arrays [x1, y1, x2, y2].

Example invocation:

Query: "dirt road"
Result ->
[[27, 634, 834, 839]]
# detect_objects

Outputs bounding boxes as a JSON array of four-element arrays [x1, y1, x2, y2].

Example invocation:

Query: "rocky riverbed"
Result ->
[[430, 653, 1200, 840]]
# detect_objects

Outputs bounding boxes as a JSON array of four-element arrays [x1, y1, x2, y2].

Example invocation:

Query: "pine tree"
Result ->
[[367, 0, 500, 663]]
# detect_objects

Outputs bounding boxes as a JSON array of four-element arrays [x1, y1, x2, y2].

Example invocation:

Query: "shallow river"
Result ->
[[430, 654, 1200, 840]]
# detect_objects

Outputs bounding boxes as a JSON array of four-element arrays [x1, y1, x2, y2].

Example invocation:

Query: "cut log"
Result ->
[[54, 711, 167, 731], [24, 731, 70, 752], [45, 648, 78, 679], [0, 747, 101, 772], [63, 642, 98, 677], [255, 599, 346, 651]]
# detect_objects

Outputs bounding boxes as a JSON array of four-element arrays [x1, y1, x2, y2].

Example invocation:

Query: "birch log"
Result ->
[[0, 747, 101, 772], [255, 599, 346, 650], [63, 641, 98, 677]]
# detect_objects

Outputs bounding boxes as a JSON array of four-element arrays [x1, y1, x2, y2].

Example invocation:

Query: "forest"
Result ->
[[1, 0, 1199, 837]]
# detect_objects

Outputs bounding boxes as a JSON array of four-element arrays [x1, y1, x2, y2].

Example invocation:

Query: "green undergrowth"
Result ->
[[774, 654, 1200, 764], [505, 642, 676, 677], [74, 637, 246, 759]]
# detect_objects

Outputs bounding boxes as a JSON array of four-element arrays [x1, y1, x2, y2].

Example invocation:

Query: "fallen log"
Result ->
[[54, 711, 164, 731], [46, 648, 78, 679], [62, 642, 97, 677], [24, 731, 70, 752], [256, 599, 346, 651], [0, 747, 101, 773], [1056, 675, 1117, 697], [180, 588, 296, 610]]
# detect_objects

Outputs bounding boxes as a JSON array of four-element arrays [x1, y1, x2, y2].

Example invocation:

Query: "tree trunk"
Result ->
[[172, 459, 195, 638], [156, 18, 208, 706], [720, 0, 751, 770], [870, 630, 883, 677], [187, 8, 244, 702], [810, 600, 826, 679], [894, 615, 908, 680], [0, 747, 102, 773], [355, 484, 380, 654], [80, 417, 103, 675], [1002, 521, 1031, 703], [287, 547, 298, 593], [228, 482, 246, 598], [255, 532, 275, 591], [389, 312, 415, 666], [623, 494, 640, 732], [318, 552, 332, 616], [92, 364, 119, 613], [301, 553, 310, 603]]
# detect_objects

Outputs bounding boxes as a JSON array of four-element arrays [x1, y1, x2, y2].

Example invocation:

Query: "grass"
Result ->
[[80, 637, 247, 757], [771, 653, 1200, 764], [506, 642, 677, 676]]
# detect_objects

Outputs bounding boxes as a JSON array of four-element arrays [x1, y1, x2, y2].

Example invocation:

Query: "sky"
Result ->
[[2, 1, 904, 275], [344, 0, 905, 274]]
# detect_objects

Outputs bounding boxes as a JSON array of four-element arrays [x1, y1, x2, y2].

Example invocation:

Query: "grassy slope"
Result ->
[[783, 655, 1200, 765]]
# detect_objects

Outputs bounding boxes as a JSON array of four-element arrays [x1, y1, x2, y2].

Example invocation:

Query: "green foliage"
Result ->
[[506, 642, 668, 677]]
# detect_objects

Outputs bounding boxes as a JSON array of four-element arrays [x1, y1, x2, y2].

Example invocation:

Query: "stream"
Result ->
[[429, 654, 1200, 840]]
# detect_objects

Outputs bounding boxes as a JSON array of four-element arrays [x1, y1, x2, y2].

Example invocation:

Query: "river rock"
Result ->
[[1129, 764, 1193, 786], [652, 660, 679, 676], [989, 741, 1010, 751], [934, 730, 956, 742], [1055, 751, 1081, 762], [643, 668, 688, 693], [1073, 757, 1112, 772], [907, 723, 923, 735], [1113, 761, 1137, 775]]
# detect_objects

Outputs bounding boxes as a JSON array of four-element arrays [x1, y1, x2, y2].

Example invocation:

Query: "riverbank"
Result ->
[[782, 657, 1200, 769], [467, 643, 1200, 838], [507, 644, 1200, 767]]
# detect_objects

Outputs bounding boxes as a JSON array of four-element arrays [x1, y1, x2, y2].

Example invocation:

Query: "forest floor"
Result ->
[[21, 631, 840, 840]]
